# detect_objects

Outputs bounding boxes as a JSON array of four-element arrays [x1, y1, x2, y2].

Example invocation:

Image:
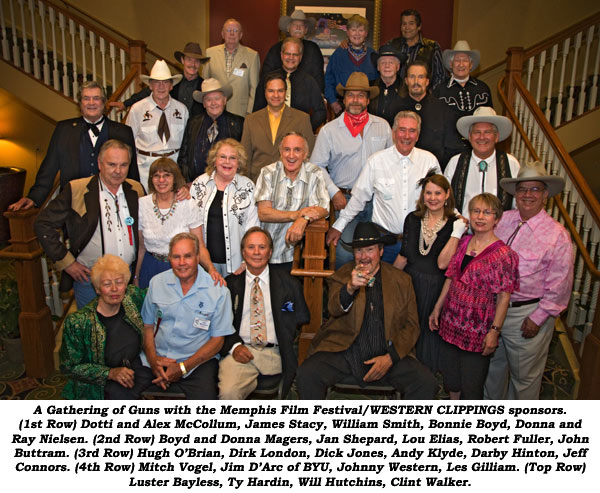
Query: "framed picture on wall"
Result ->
[[281, 0, 382, 59]]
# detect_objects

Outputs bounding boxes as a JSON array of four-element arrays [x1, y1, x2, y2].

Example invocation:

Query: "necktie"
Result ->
[[250, 277, 267, 348], [207, 120, 218, 144], [285, 72, 291, 107], [87, 117, 104, 137], [157, 108, 170, 142], [506, 220, 526, 246], [479, 160, 488, 192]]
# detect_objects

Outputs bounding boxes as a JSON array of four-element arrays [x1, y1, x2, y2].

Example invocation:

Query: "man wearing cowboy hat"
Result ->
[[109, 42, 209, 117], [204, 19, 260, 117], [385, 9, 444, 89], [126, 60, 189, 190], [311, 71, 392, 267], [397, 60, 460, 167], [253, 37, 325, 132], [296, 221, 437, 400], [327, 110, 440, 265], [262, 9, 325, 93], [434, 40, 492, 121], [444, 106, 520, 213], [367, 45, 405, 126], [177, 78, 244, 182], [484, 162, 573, 400]]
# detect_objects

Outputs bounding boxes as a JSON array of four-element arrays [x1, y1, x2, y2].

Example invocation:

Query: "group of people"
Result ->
[[8, 8, 574, 401]]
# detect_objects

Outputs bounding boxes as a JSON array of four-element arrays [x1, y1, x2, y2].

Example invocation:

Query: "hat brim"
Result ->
[[193, 84, 233, 103], [278, 15, 317, 36], [174, 50, 210, 64], [371, 50, 404, 67], [336, 83, 379, 99], [340, 234, 397, 249], [500, 175, 565, 198], [442, 49, 480, 72], [140, 73, 183, 86], [456, 114, 512, 141]]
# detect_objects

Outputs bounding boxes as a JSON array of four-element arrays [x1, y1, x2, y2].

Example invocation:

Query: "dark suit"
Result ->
[[178, 110, 244, 182], [34, 175, 145, 291], [241, 106, 315, 181], [262, 39, 325, 93], [253, 70, 326, 131], [27, 117, 138, 207], [221, 268, 309, 398]]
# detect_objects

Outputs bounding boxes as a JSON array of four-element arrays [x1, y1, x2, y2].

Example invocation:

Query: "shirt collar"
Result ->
[[99, 177, 124, 196], [393, 145, 417, 160], [520, 208, 548, 232], [246, 265, 270, 285], [472, 149, 496, 164], [277, 161, 309, 184]]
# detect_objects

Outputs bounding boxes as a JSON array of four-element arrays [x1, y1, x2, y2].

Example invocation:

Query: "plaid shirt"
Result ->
[[225, 46, 238, 78]]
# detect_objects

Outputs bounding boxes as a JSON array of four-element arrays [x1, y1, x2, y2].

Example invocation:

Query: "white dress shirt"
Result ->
[[333, 145, 440, 234]]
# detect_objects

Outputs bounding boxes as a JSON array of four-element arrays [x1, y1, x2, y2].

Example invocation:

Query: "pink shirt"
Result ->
[[495, 208, 573, 326]]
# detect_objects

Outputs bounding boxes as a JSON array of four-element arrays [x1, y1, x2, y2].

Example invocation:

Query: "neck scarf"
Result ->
[[344, 110, 369, 137]]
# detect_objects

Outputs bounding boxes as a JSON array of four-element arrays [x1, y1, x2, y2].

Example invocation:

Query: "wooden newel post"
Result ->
[[579, 296, 600, 399], [128, 40, 147, 92], [291, 219, 334, 365], [505, 47, 525, 110], [0, 210, 55, 377]]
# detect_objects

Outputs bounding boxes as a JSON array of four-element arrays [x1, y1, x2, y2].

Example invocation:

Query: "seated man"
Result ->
[[218, 227, 309, 399], [296, 222, 437, 399], [254, 132, 329, 271], [140, 232, 234, 399]]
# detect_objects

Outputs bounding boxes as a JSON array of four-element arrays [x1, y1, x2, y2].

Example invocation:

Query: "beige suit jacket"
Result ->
[[241, 106, 315, 181], [203, 43, 260, 117]]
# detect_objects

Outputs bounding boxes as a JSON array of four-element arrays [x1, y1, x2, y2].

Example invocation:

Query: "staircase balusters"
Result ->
[[9, 0, 20, 67], [589, 24, 600, 111], [0, 0, 9, 59], [535, 50, 545, 106], [576, 25, 594, 116], [89, 30, 96, 82], [48, 5, 59, 90], [17, 0, 29, 72], [554, 38, 570, 126], [109, 41, 116, 94], [59, 12, 68, 96], [545, 45, 558, 122], [27, 0, 39, 78], [68, 18, 77, 98], [78, 24, 86, 86], [99, 36, 106, 92], [565, 32, 582, 121]]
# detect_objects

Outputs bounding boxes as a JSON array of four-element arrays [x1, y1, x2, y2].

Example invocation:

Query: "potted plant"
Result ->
[[0, 272, 23, 363]]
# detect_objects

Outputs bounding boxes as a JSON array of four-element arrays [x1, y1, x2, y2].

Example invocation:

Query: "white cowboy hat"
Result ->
[[279, 10, 316, 35], [442, 40, 480, 72], [456, 106, 513, 141], [500, 161, 565, 198], [140, 60, 183, 85], [193, 78, 233, 103]]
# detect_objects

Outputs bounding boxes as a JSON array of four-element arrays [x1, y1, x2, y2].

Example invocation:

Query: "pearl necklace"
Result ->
[[152, 193, 177, 224], [419, 211, 447, 256]]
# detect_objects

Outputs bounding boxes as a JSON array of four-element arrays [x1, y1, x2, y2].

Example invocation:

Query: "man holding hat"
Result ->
[[368, 45, 405, 126], [434, 41, 492, 121], [178, 78, 244, 182], [127, 60, 189, 190], [485, 161, 573, 400], [311, 71, 392, 267], [262, 9, 324, 93], [110, 42, 209, 117], [296, 221, 437, 400], [444, 106, 520, 213]]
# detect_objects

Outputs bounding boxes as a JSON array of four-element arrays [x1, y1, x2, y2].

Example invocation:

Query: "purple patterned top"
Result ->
[[438, 235, 519, 352]]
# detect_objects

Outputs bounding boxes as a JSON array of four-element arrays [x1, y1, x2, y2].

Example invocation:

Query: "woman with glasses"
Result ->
[[60, 255, 148, 399], [190, 139, 259, 277], [429, 193, 519, 399], [135, 157, 224, 288], [394, 172, 466, 373]]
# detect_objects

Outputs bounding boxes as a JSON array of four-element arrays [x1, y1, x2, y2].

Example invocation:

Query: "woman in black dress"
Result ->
[[394, 173, 467, 372]]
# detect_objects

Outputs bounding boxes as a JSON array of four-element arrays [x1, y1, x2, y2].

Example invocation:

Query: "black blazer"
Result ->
[[222, 268, 310, 398], [177, 111, 245, 182], [253, 70, 326, 131], [27, 117, 138, 207]]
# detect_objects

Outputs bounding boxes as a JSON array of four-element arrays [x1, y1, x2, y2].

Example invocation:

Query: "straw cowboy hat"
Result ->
[[193, 78, 233, 103], [442, 40, 480, 72], [140, 60, 183, 85], [456, 106, 513, 141], [279, 10, 316, 35], [174, 42, 210, 64], [336, 72, 379, 99], [341, 222, 397, 249], [500, 161, 565, 198]]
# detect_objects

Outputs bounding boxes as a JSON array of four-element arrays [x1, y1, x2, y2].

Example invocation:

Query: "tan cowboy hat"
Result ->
[[456, 106, 513, 141], [140, 60, 183, 85], [193, 78, 233, 103], [336, 72, 379, 98], [500, 161, 565, 198], [442, 40, 480, 72], [174, 42, 210, 64], [279, 10, 316, 36]]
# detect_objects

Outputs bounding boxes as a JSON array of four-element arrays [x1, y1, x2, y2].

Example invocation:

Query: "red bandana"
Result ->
[[344, 110, 369, 137]]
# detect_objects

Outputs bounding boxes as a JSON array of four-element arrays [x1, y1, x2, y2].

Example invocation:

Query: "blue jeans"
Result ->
[[73, 278, 97, 309], [335, 197, 373, 269], [382, 240, 402, 264]]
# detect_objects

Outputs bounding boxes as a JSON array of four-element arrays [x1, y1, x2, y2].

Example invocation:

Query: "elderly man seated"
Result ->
[[296, 222, 437, 399]]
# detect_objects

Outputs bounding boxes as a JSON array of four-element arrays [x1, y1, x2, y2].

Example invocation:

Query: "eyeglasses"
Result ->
[[100, 279, 126, 289], [152, 172, 173, 180], [516, 186, 545, 195], [471, 209, 496, 217], [224, 28, 240, 33], [218, 154, 238, 162], [282, 52, 301, 57]]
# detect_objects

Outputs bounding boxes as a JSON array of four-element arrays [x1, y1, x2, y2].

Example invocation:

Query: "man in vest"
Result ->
[[444, 107, 520, 213]]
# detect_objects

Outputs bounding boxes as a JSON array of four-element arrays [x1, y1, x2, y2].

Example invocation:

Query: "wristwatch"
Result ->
[[303, 215, 311, 223], [489, 325, 501, 333]]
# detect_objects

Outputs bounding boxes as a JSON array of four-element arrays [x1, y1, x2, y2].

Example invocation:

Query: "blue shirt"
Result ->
[[141, 268, 234, 374]]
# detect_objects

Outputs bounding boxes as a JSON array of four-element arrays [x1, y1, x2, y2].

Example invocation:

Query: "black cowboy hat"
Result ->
[[341, 221, 397, 249]]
